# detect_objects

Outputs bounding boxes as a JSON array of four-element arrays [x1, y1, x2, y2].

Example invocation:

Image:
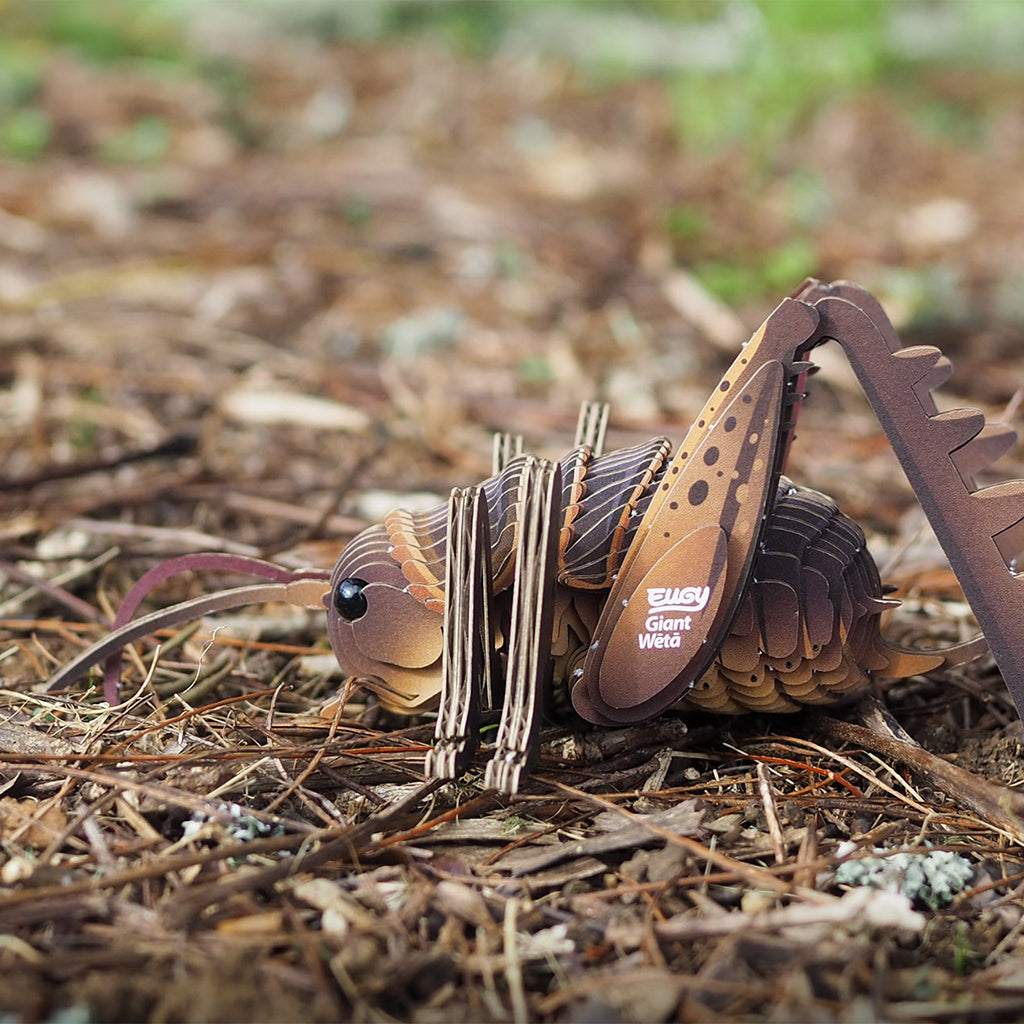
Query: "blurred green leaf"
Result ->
[[913, 98, 988, 147], [495, 241, 527, 280], [0, 106, 51, 159], [761, 238, 818, 294], [786, 168, 833, 231], [669, 1, 893, 157], [0, 42, 46, 109], [692, 260, 761, 306], [517, 355, 554, 383], [99, 115, 171, 164], [340, 195, 374, 227], [5, 0, 184, 63], [664, 204, 707, 245], [693, 237, 818, 304]]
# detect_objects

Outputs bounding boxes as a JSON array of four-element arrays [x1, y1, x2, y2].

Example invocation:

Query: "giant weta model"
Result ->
[[48, 280, 1024, 792]]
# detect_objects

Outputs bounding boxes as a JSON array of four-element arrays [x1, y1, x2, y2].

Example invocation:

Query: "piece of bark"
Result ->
[[495, 798, 704, 876], [815, 699, 1024, 844]]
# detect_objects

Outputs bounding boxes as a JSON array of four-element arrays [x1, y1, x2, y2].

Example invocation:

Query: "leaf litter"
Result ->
[[1, 6, 1024, 1022]]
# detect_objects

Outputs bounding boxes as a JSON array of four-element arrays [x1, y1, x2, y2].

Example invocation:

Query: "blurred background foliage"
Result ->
[[2, 0, 1024, 321], [6, 1, 1024, 140]]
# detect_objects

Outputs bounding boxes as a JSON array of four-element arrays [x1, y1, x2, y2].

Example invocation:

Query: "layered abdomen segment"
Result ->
[[680, 480, 941, 714]]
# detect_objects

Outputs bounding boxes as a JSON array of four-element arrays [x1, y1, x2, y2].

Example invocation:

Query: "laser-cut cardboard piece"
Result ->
[[45, 280, 1022, 794]]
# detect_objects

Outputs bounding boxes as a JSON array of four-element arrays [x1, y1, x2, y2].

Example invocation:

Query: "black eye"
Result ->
[[334, 577, 368, 621]]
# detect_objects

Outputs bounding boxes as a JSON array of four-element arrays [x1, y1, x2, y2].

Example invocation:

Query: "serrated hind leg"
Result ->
[[812, 287, 1024, 721]]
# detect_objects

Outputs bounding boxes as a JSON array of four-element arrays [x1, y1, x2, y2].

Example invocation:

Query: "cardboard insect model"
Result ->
[[48, 279, 1024, 793]]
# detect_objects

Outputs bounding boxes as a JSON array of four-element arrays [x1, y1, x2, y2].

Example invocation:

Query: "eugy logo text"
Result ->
[[638, 586, 711, 649]]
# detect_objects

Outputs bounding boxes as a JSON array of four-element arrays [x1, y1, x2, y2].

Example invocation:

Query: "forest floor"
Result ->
[[3, 5, 1024, 1021]]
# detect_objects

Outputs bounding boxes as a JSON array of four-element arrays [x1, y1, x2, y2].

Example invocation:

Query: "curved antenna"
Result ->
[[48, 576, 329, 699], [99, 553, 329, 702]]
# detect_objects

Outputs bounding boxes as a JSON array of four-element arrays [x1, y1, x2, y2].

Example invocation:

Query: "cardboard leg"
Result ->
[[484, 457, 562, 794], [492, 431, 524, 475], [425, 484, 495, 781], [573, 401, 609, 456]]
